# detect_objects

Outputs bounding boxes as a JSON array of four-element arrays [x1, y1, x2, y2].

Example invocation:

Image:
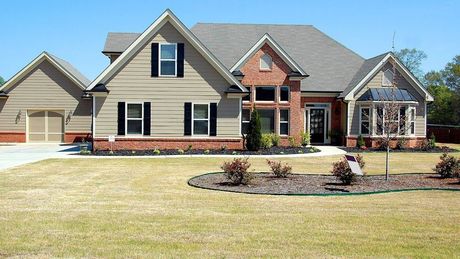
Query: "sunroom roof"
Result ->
[[357, 88, 417, 102]]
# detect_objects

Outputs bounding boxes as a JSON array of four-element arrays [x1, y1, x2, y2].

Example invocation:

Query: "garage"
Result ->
[[28, 110, 65, 142]]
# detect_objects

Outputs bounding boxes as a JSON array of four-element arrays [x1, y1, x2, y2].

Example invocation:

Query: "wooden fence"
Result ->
[[427, 124, 460, 144]]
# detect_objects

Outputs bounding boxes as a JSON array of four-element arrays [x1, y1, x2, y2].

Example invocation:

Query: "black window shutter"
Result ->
[[143, 102, 151, 136], [210, 103, 217, 136], [177, 43, 184, 78], [151, 43, 159, 77], [184, 102, 192, 136], [117, 102, 125, 135]]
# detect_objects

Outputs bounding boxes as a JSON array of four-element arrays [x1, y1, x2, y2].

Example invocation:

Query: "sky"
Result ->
[[1, 0, 459, 81]]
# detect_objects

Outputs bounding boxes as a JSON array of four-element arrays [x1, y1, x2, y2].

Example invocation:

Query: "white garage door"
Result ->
[[28, 110, 64, 142]]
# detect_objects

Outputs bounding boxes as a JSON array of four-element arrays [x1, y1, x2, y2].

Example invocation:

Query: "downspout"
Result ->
[[92, 95, 96, 152]]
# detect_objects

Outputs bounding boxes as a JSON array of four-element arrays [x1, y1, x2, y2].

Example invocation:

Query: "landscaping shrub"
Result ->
[[331, 154, 365, 185], [428, 133, 436, 149], [396, 138, 407, 150], [433, 153, 460, 178], [300, 131, 310, 146], [266, 159, 292, 178], [177, 149, 185, 155], [246, 109, 262, 151], [261, 134, 274, 149], [271, 134, 281, 147], [221, 158, 252, 185], [186, 144, 193, 152], [220, 144, 227, 151], [153, 149, 161, 155], [203, 149, 210, 155], [377, 139, 389, 151], [288, 136, 298, 147], [357, 135, 365, 148]]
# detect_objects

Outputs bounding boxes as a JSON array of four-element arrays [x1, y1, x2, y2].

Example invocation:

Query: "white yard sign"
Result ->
[[345, 155, 363, 176]]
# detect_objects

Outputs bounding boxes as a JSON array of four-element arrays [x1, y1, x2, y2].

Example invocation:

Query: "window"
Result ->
[[193, 104, 209, 135], [280, 86, 289, 102], [409, 107, 416, 135], [376, 106, 384, 135], [241, 109, 251, 134], [279, 109, 289, 135], [159, 43, 177, 76], [260, 54, 272, 70], [360, 107, 371, 135], [259, 109, 275, 133], [255, 86, 275, 101], [242, 86, 251, 102], [382, 69, 394, 86], [399, 107, 406, 135], [126, 103, 143, 135]]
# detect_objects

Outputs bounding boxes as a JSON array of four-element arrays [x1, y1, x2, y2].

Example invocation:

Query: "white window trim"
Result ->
[[255, 86, 276, 103], [260, 53, 272, 71], [372, 105, 416, 137], [382, 68, 394, 87], [409, 106, 416, 136], [359, 106, 371, 136], [279, 109, 289, 136], [192, 103, 210, 136], [279, 86, 290, 103], [125, 102, 144, 136], [303, 103, 332, 144], [159, 43, 177, 77]]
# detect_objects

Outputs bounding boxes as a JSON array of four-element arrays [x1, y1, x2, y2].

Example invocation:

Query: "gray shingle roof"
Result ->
[[191, 23, 365, 92], [102, 24, 387, 93], [47, 53, 91, 86], [339, 52, 389, 98], [103, 32, 140, 53]]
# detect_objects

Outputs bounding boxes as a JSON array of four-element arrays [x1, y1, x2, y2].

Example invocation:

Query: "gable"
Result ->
[[88, 9, 245, 92], [240, 43, 294, 86]]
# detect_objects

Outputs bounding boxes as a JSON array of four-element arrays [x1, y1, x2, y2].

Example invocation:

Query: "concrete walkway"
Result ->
[[0, 144, 346, 171], [0, 143, 81, 171]]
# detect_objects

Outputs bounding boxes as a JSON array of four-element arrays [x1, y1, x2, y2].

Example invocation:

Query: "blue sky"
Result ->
[[1, 0, 459, 81]]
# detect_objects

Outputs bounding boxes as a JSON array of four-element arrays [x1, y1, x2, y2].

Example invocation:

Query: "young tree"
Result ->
[[375, 59, 412, 181], [245, 108, 261, 151]]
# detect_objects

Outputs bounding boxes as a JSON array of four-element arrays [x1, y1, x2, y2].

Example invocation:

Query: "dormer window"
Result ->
[[260, 54, 272, 70], [382, 69, 394, 86], [159, 43, 177, 76]]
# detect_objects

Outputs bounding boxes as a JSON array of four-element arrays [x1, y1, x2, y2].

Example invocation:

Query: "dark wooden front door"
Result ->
[[310, 109, 325, 143]]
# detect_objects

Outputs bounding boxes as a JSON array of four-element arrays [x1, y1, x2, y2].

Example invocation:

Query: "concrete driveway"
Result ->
[[0, 143, 81, 171]]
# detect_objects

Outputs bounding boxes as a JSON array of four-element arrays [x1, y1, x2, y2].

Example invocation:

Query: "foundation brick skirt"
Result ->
[[93, 137, 244, 151], [346, 136, 427, 148]]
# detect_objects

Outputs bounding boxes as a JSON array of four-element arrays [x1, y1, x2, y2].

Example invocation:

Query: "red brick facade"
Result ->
[[93, 137, 243, 151], [0, 132, 26, 142], [346, 136, 426, 148], [64, 132, 92, 143], [240, 43, 303, 144]]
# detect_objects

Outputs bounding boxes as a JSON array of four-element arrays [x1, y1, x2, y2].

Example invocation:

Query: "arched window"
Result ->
[[260, 54, 272, 70], [382, 69, 394, 86]]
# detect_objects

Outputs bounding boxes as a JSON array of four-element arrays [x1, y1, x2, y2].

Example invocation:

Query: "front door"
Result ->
[[310, 108, 325, 143]]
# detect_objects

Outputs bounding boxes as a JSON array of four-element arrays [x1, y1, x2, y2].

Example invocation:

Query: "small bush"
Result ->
[[221, 158, 252, 185], [396, 138, 407, 150], [357, 135, 365, 148], [220, 145, 227, 151], [428, 133, 436, 149], [177, 149, 185, 155], [153, 149, 161, 155], [267, 159, 292, 178], [288, 136, 298, 147], [271, 134, 281, 147], [300, 131, 310, 146], [232, 151, 238, 155], [433, 153, 460, 178], [331, 154, 365, 185], [377, 139, 389, 151], [203, 149, 210, 155], [261, 134, 273, 149], [186, 144, 193, 152], [79, 150, 91, 155]]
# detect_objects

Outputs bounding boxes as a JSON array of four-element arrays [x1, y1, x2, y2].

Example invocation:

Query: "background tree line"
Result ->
[[396, 49, 460, 126]]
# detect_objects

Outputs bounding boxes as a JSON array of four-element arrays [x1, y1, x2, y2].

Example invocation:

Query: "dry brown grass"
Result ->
[[0, 152, 459, 257]]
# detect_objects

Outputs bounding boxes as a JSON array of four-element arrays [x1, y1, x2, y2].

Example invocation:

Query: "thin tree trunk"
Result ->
[[385, 143, 390, 181]]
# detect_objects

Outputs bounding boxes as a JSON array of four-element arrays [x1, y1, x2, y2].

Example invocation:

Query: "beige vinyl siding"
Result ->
[[348, 62, 426, 137], [0, 60, 91, 134], [95, 21, 240, 137]]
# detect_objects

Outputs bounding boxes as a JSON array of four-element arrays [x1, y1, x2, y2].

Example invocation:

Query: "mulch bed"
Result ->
[[92, 146, 320, 156], [341, 146, 458, 153], [188, 173, 460, 195]]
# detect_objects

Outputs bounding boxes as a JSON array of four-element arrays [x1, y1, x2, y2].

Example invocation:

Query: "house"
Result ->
[[0, 9, 433, 149], [0, 52, 91, 143]]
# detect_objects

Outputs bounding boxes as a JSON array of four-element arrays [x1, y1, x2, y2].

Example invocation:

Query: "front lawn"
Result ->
[[0, 152, 459, 257]]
